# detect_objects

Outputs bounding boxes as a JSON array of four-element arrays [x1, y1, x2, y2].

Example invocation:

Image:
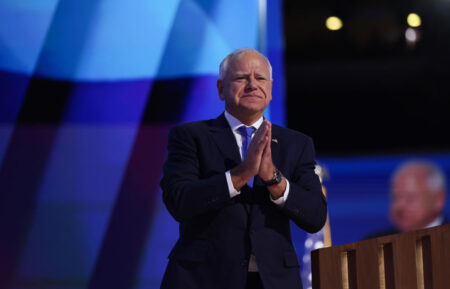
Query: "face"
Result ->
[[217, 51, 272, 121], [389, 167, 441, 231]]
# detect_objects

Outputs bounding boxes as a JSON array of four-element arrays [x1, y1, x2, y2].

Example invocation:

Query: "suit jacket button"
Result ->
[[240, 260, 248, 267]]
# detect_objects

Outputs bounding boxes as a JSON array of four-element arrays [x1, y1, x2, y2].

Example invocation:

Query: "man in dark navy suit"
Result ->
[[160, 48, 327, 289]]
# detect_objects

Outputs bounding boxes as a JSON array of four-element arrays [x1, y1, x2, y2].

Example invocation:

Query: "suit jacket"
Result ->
[[160, 113, 327, 289]]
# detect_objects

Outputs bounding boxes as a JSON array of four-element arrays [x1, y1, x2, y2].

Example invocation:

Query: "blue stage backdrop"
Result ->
[[0, 1, 285, 289], [1, 2, 450, 289]]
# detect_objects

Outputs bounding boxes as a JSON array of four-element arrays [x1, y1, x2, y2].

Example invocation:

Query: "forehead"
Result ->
[[228, 51, 270, 74], [392, 168, 428, 195]]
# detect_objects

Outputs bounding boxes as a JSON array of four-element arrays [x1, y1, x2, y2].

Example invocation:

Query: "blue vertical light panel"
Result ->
[[0, 1, 286, 289]]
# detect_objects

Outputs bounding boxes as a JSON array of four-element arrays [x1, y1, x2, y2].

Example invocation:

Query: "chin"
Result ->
[[240, 103, 266, 113], [397, 222, 417, 232]]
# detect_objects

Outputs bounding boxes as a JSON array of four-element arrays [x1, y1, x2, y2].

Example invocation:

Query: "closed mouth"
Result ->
[[243, 94, 262, 98]]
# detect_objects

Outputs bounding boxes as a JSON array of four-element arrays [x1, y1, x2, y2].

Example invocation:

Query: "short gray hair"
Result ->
[[219, 48, 273, 80], [392, 160, 447, 194]]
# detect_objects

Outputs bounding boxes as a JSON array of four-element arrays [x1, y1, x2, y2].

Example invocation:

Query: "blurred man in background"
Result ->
[[366, 160, 447, 238]]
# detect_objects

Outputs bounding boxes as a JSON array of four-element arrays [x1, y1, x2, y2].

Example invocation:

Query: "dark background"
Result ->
[[284, 0, 450, 156]]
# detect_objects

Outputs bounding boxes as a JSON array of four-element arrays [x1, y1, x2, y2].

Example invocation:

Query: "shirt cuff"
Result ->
[[270, 179, 290, 206], [225, 170, 241, 198]]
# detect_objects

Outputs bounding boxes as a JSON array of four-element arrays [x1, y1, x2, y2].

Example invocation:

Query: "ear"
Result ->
[[217, 79, 224, 100]]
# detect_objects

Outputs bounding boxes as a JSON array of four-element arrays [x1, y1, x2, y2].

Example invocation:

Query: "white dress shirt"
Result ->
[[425, 215, 444, 229], [223, 111, 290, 272]]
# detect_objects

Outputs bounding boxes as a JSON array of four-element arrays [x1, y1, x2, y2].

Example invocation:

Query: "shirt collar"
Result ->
[[425, 215, 444, 229], [224, 110, 264, 131]]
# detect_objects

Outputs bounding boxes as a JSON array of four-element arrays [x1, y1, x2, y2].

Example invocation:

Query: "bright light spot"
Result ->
[[326, 16, 343, 31], [308, 272, 312, 281], [407, 13, 421, 27], [305, 238, 313, 248], [314, 240, 325, 249], [405, 28, 417, 42], [303, 254, 311, 263]]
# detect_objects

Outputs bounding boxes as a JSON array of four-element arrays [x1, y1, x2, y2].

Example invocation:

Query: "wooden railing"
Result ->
[[311, 224, 450, 289]]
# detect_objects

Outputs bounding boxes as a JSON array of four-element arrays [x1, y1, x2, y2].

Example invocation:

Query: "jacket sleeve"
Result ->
[[278, 136, 328, 233], [161, 124, 232, 222]]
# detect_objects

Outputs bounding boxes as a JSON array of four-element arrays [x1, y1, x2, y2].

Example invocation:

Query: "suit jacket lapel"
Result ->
[[209, 113, 242, 169]]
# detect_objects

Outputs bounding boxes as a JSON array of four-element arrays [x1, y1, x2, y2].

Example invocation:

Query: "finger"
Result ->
[[252, 122, 268, 149], [248, 131, 267, 157], [259, 121, 269, 136], [257, 135, 269, 153], [266, 121, 272, 136], [250, 122, 269, 148], [263, 134, 271, 156], [261, 122, 271, 149], [251, 125, 264, 144]]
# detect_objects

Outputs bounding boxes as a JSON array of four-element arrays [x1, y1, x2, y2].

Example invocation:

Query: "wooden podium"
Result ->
[[311, 224, 450, 289]]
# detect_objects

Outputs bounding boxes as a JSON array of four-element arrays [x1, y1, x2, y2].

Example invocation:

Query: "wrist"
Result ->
[[230, 163, 255, 190], [269, 177, 287, 200], [260, 164, 275, 182], [262, 168, 283, 186]]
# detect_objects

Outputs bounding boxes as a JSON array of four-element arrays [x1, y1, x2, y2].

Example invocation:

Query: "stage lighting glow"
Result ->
[[407, 13, 421, 27], [314, 240, 324, 249], [325, 16, 343, 31], [405, 28, 418, 42]]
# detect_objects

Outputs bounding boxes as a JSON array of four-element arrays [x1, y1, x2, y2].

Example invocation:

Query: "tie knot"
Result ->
[[238, 126, 256, 138]]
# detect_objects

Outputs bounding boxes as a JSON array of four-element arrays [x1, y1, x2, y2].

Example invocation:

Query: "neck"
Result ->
[[226, 109, 263, 126]]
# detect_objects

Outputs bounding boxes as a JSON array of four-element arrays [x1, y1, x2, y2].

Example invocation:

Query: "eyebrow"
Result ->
[[233, 71, 268, 77]]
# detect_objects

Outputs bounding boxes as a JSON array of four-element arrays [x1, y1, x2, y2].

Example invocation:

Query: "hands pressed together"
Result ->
[[230, 120, 286, 199]]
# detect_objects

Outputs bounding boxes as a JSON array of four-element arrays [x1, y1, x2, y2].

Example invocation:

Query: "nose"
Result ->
[[245, 76, 257, 91], [392, 199, 406, 211]]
